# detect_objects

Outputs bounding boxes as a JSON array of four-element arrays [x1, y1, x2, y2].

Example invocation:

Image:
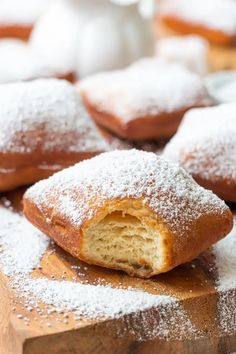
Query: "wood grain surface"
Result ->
[[0, 188, 236, 354]]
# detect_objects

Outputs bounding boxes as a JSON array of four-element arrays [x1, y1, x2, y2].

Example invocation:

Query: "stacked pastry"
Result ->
[[0, 40, 76, 84], [163, 104, 236, 202], [0, 0, 76, 84], [0, 78, 108, 191], [0, 2, 233, 281], [78, 58, 211, 141], [156, 0, 236, 71], [20, 66, 236, 280]]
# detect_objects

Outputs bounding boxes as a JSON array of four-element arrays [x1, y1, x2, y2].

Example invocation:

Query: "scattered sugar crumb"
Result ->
[[13, 276, 173, 320], [0, 207, 49, 276], [213, 217, 236, 334]]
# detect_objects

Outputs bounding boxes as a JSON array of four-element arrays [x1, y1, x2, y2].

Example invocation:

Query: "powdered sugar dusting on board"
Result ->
[[0, 78, 108, 154], [214, 217, 236, 292], [162, 0, 236, 35], [13, 274, 202, 340], [0, 204, 202, 339], [163, 104, 236, 182], [79, 58, 209, 122], [0, 207, 49, 276], [213, 217, 236, 334], [25, 149, 228, 239], [14, 276, 173, 319]]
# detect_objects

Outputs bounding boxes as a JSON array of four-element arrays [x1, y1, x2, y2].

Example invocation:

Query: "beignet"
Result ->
[[160, 0, 236, 46], [23, 149, 232, 278], [0, 78, 108, 191], [0, 0, 53, 40], [78, 58, 211, 141], [0, 40, 75, 84], [163, 104, 236, 202], [155, 35, 208, 76]]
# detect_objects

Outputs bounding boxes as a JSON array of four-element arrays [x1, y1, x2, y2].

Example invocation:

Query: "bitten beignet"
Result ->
[[163, 104, 236, 202], [0, 78, 108, 191], [78, 58, 211, 141], [23, 149, 232, 278], [159, 0, 236, 46]]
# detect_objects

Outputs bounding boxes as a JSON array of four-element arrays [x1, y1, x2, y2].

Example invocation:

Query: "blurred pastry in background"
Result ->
[[0, 39, 75, 84], [156, 0, 236, 71], [0, 0, 54, 40], [163, 104, 236, 202], [205, 71, 236, 104], [78, 58, 212, 141], [0, 78, 108, 191], [158, 0, 236, 46], [155, 35, 208, 76], [30, 0, 154, 79], [98, 124, 167, 154]]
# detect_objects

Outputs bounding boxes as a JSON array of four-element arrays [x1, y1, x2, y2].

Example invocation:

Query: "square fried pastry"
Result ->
[[78, 58, 211, 141], [163, 104, 236, 202], [23, 149, 232, 278], [0, 78, 108, 191], [159, 0, 236, 46], [0, 0, 53, 40]]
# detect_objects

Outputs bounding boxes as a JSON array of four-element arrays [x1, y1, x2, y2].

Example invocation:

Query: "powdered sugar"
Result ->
[[163, 104, 236, 182], [0, 0, 54, 25], [29, 0, 81, 74], [0, 78, 108, 154], [15, 276, 173, 319], [156, 35, 208, 76], [214, 217, 236, 292], [217, 81, 236, 103], [213, 217, 236, 334], [0, 203, 200, 338], [162, 0, 236, 35], [26, 149, 228, 239], [79, 58, 209, 122], [0, 39, 56, 84], [0, 207, 49, 276]]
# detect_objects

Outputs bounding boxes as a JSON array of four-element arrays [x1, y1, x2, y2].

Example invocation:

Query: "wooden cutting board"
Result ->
[[1, 188, 236, 354]]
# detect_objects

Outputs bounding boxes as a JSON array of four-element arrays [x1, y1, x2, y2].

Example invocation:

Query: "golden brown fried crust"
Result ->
[[23, 194, 233, 278], [191, 174, 236, 203], [81, 93, 208, 141], [0, 24, 32, 40], [0, 150, 101, 191], [58, 72, 76, 83], [160, 16, 236, 46]]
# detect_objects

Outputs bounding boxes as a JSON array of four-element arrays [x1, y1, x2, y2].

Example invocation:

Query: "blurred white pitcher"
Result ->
[[30, 0, 155, 78]]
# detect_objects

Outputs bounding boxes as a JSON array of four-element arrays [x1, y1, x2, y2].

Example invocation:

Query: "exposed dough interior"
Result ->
[[83, 210, 163, 277]]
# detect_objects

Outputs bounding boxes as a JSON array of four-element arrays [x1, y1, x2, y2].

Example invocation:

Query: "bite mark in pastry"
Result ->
[[163, 104, 236, 202], [23, 149, 232, 278], [78, 58, 211, 141], [159, 0, 236, 46], [0, 78, 108, 191]]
